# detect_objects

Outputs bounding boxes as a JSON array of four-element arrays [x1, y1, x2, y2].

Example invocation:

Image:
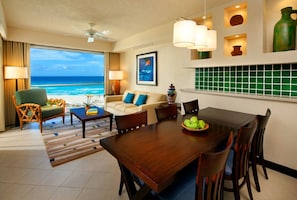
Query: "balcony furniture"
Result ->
[[154, 132, 233, 200], [70, 106, 113, 138], [250, 108, 271, 192], [115, 111, 147, 195], [100, 107, 256, 200], [104, 89, 167, 125], [224, 118, 258, 200], [12, 88, 66, 133], [155, 104, 178, 122], [182, 99, 199, 114]]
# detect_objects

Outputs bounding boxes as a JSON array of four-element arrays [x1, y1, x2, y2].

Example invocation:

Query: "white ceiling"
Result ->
[[1, 0, 232, 42]]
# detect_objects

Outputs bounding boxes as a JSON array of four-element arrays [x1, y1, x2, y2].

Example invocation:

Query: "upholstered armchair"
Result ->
[[12, 88, 66, 133]]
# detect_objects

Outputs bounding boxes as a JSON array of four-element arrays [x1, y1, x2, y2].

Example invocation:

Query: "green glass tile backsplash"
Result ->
[[195, 63, 297, 98]]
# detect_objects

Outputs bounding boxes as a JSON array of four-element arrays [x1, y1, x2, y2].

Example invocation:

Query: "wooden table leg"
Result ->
[[118, 162, 151, 200], [109, 114, 113, 131], [82, 120, 86, 138], [70, 113, 73, 125]]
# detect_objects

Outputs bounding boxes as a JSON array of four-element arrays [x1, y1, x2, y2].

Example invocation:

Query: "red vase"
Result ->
[[231, 45, 243, 56]]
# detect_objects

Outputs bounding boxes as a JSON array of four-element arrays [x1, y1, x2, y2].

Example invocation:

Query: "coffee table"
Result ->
[[70, 106, 113, 138]]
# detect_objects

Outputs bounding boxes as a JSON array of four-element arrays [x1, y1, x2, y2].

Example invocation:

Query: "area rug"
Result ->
[[42, 118, 117, 167]]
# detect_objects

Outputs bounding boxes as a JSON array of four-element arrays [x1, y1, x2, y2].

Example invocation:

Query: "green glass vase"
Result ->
[[273, 7, 297, 52]]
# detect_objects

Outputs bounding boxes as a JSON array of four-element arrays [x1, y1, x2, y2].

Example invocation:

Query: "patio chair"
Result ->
[[12, 88, 66, 133]]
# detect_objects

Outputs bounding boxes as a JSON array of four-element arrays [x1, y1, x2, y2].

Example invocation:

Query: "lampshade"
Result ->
[[4, 66, 28, 79], [173, 19, 196, 47], [109, 71, 123, 80], [188, 25, 208, 50], [199, 30, 217, 51]]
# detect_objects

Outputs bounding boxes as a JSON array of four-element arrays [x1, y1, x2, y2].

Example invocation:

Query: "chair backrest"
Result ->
[[183, 99, 199, 115], [155, 104, 178, 122], [232, 118, 258, 179], [251, 108, 271, 156], [115, 110, 148, 135], [196, 132, 233, 200], [14, 88, 47, 106]]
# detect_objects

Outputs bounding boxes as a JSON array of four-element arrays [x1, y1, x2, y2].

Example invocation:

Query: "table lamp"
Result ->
[[4, 66, 28, 91], [109, 70, 123, 95]]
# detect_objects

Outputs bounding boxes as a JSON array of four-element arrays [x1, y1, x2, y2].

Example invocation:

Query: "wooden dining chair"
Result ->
[[223, 118, 258, 200], [182, 99, 199, 115], [153, 132, 233, 200], [114, 110, 147, 195], [250, 108, 271, 192], [155, 104, 178, 122]]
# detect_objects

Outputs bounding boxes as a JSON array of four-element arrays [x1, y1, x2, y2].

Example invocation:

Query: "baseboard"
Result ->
[[265, 160, 297, 178]]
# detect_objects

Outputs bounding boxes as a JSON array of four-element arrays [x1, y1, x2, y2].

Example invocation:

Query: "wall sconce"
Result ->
[[4, 66, 28, 91], [109, 70, 123, 95]]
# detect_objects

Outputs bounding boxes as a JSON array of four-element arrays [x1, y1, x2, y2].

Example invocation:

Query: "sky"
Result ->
[[30, 47, 105, 77]]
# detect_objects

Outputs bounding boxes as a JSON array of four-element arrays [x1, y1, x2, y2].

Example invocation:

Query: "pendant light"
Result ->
[[173, 0, 217, 51], [173, 19, 196, 47]]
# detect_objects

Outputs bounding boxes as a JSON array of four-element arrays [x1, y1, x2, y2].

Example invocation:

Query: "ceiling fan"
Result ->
[[85, 23, 114, 42]]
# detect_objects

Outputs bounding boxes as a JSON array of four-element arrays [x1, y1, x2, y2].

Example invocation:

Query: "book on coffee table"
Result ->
[[86, 108, 98, 115]]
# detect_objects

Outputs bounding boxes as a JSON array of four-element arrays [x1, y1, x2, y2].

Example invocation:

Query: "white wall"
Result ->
[[116, 0, 297, 170]]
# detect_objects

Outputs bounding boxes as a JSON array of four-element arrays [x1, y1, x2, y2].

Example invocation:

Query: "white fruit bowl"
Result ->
[[181, 122, 209, 132]]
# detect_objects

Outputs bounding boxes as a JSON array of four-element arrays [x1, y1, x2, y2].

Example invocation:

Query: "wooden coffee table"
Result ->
[[70, 106, 113, 138]]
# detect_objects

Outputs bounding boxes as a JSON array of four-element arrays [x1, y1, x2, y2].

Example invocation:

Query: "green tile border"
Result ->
[[195, 63, 297, 99]]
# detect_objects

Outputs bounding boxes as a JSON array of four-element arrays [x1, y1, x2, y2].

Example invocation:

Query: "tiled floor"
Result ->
[[0, 124, 296, 200]]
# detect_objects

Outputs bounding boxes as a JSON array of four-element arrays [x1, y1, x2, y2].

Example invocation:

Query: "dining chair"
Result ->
[[114, 110, 147, 195], [223, 118, 258, 200], [250, 108, 271, 192], [155, 104, 178, 122], [182, 99, 199, 115], [153, 132, 233, 200]]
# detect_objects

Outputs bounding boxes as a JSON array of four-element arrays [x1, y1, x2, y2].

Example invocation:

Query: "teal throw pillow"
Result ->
[[135, 94, 148, 106], [124, 93, 135, 103]]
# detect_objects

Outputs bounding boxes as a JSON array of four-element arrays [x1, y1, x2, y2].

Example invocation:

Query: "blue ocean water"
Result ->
[[31, 76, 105, 95]]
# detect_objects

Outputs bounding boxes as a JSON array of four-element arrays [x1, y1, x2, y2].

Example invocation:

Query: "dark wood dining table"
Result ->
[[100, 107, 256, 200]]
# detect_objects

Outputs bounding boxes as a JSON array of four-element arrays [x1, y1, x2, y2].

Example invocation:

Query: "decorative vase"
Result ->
[[273, 7, 297, 52], [231, 45, 243, 56], [85, 105, 90, 111], [230, 14, 244, 26], [167, 84, 176, 104]]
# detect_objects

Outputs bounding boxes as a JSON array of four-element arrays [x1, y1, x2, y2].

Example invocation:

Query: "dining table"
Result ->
[[100, 107, 256, 200]]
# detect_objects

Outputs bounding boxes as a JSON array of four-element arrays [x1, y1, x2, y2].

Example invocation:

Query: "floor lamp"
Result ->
[[4, 66, 28, 126], [109, 71, 123, 95]]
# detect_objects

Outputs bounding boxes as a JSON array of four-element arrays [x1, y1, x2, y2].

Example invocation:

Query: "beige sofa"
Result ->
[[104, 90, 167, 125]]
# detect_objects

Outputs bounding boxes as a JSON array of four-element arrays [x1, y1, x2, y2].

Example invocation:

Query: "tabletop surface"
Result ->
[[70, 106, 112, 120], [100, 107, 256, 193]]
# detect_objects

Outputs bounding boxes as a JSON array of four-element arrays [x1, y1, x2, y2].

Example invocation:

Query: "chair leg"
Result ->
[[118, 175, 124, 195], [246, 173, 254, 200], [259, 154, 269, 179], [40, 122, 43, 133], [252, 161, 261, 192], [233, 178, 241, 200]]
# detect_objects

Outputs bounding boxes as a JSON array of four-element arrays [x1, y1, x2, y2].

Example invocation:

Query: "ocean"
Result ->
[[31, 76, 105, 96]]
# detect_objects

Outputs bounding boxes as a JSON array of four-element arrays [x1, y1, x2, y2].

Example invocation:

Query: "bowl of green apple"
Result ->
[[181, 116, 209, 132]]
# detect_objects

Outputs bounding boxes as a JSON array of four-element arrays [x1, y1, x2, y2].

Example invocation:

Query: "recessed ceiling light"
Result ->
[[235, 5, 240, 9]]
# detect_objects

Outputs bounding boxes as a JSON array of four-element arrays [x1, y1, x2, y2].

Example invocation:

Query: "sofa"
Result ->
[[104, 90, 167, 125], [12, 88, 66, 133]]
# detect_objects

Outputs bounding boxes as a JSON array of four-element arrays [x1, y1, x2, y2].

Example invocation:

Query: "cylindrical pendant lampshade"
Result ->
[[199, 30, 217, 51], [173, 20, 196, 48], [188, 25, 208, 50]]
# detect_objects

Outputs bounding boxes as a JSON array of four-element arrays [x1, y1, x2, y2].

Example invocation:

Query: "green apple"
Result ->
[[190, 116, 199, 124], [198, 120, 205, 129], [184, 119, 191, 127]]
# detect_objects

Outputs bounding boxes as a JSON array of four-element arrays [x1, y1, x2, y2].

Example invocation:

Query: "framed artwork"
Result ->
[[136, 51, 157, 86]]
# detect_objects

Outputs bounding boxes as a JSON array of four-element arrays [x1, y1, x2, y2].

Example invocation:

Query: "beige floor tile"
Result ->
[[49, 187, 82, 200]]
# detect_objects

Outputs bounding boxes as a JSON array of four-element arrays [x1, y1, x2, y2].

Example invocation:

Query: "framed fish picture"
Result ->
[[136, 51, 157, 86]]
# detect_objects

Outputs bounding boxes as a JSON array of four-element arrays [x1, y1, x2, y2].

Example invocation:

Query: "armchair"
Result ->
[[12, 88, 66, 133]]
